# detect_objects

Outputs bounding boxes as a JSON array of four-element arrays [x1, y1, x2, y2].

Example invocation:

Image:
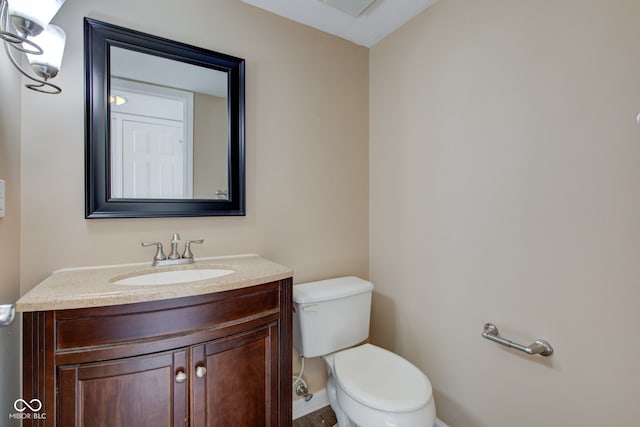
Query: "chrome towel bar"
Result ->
[[0, 304, 15, 328], [482, 323, 553, 357]]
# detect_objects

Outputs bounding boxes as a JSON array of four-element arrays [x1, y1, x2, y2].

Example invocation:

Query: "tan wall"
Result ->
[[370, 1, 640, 426], [20, 0, 369, 288], [0, 38, 22, 425], [19, 0, 368, 398], [193, 93, 228, 198]]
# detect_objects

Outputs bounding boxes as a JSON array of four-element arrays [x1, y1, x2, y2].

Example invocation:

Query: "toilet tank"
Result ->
[[293, 276, 374, 358]]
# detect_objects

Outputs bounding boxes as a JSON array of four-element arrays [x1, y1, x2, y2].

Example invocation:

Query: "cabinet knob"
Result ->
[[196, 365, 207, 378], [175, 370, 187, 383]]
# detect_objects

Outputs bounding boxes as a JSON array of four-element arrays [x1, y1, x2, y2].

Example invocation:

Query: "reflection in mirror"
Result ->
[[110, 47, 229, 200], [84, 18, 245, 218]]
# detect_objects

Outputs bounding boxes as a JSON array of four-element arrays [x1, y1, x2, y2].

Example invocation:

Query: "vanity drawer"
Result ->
[[54, 282, 280, 352]]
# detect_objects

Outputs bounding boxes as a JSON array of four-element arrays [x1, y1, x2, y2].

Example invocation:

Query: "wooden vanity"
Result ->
[[16, 255, 293, 427]]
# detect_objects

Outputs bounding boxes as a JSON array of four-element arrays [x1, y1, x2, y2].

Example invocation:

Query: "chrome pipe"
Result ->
[[0, 304, 15, 327], [482, 323, 553, 357]]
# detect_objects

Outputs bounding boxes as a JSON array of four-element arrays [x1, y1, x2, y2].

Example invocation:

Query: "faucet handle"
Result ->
[[182, 239, 204, 260], [141, 242, 167, 262]]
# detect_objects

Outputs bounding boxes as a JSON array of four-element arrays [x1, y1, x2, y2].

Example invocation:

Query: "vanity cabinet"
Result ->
[[22, 278, 292, 427]]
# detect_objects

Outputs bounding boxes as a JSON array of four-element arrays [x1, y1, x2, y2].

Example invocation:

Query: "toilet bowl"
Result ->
[[292, 277, 437, 427], [324, 344, 436, 427]]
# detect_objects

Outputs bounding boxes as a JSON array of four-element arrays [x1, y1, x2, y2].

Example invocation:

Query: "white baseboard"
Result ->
[[292, 387, 330, 420], [434, 417, 449, 427]]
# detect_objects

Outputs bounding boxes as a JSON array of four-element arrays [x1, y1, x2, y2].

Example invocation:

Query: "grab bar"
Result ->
[[482, 323, 553, 357], [0, 304, 15, 328]]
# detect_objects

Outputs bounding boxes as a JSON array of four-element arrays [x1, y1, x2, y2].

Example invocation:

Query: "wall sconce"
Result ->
[[0, 0, 66, 94]]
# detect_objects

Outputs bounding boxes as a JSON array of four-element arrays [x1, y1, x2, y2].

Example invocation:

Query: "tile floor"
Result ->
[[292, 405, 337, 427]]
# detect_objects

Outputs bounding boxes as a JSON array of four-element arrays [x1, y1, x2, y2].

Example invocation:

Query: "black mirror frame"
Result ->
[[84, 18, 245, 218]]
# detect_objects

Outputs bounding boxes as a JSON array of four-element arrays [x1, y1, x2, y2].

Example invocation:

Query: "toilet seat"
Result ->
[[333, 344, 433, 413]]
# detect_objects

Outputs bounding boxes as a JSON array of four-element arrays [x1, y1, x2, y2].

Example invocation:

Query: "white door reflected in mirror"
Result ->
[[109, 46, 229, 200]]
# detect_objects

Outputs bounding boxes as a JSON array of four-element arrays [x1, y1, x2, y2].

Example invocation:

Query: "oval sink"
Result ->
[[113, 269, 234, 286]]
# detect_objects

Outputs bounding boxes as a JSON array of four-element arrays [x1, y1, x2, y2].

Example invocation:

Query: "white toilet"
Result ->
[[293, 276, 437, 427]]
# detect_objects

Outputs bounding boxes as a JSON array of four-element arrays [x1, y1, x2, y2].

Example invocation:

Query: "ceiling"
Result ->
[[240, 0, 439, 47]]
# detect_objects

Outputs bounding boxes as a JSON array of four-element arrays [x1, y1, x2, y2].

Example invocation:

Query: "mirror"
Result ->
[[84, 18, 245, 218]]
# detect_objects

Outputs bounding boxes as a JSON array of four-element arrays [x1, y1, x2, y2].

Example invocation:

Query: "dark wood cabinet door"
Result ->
[[190, 323, 279, 427], [58, 349, 188, 427]]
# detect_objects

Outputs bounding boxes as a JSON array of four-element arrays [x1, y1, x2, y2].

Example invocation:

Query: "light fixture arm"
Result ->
[[0, 0, 63, 94], [3, 36, 61, 93]]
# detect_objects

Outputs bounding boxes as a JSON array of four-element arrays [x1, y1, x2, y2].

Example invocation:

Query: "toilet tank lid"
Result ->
[[293, 276, 374, 304]]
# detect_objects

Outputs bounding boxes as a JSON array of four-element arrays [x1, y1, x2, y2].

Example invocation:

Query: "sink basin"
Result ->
[[113, 268, 234, 286]]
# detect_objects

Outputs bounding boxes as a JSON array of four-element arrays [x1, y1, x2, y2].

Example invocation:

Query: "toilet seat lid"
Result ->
[[333, 344, 432, 413]]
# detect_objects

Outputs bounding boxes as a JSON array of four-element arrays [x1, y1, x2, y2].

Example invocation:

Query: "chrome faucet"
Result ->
[[142, 233, 204, 267]]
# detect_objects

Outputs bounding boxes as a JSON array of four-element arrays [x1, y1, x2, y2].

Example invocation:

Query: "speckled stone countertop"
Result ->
[[16, 254, 293, 312]]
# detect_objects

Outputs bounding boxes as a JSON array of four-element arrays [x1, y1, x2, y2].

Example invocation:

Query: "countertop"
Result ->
[[16, 254, 293, 312]]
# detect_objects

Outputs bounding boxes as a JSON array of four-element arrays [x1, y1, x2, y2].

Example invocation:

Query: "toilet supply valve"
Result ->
[[293, 354, 313, 402], [295, 382, 313, 402]]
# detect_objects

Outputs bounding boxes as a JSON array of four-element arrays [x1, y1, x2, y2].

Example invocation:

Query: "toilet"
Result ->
[[293, 276, 437, 427]]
